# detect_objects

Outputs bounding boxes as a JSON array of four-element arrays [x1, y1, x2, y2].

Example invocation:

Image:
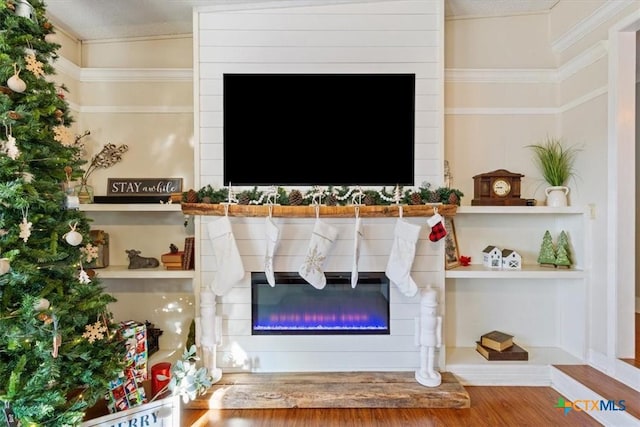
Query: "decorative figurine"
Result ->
[[125, 249, 160, 269], [415, 285, 442, 387]]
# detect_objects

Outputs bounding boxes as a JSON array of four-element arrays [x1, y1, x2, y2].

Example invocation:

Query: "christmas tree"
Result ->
[[0, 1, 125, 425], [537, 230, 556, 267], [555, 230, 572, 268]]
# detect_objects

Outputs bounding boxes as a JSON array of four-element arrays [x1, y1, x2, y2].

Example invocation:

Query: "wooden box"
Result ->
[[82, 381, 180, 426]]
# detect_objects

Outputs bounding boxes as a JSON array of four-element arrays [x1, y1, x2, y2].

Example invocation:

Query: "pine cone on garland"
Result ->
[[185, 189, 198, 203], [325, 194, 338, 206], [448, 192, 459, 206], [409, 192, 422, 205], [363, 194, 376, 206], [427, 191, 440, 204], [237, 193, 251, 205], [288, 189, 303, 206]]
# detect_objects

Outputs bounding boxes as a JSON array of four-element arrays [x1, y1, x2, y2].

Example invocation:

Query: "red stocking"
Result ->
[[427, 213, 447, 242]]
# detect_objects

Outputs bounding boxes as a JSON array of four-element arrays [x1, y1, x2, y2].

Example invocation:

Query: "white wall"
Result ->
[[196, 0, 445, 372]]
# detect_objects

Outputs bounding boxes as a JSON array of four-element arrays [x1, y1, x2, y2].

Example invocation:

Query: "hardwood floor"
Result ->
[[181, 386, 601, 426], [181, 313, 640, 426]]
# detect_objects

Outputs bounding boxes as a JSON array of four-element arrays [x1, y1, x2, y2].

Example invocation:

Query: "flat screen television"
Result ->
[[223, 73, 415, 187]]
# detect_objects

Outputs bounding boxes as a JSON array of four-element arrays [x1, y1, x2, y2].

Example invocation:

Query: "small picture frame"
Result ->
[[444, 217, 460, 269]]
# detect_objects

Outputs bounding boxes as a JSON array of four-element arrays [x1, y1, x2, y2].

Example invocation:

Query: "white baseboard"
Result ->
[[448, 364, 552, 386], [613, 359, 640, 393]]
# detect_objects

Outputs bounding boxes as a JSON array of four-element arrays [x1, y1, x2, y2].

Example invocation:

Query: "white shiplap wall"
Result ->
[[195, 0, 444, 372]]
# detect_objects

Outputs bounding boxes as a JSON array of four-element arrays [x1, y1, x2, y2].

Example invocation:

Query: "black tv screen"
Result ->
[[223, 73, 415, 186]]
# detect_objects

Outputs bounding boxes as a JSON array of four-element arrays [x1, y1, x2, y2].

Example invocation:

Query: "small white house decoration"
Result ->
[[482, 246, 502, 268], [501, 249, 522, 270]]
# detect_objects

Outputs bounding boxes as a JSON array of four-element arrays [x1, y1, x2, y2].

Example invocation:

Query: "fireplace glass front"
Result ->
[[251, 272, 390, 335]]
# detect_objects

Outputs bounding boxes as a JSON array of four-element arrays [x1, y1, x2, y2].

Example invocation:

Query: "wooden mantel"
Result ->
[[181, 203, 457, 218]]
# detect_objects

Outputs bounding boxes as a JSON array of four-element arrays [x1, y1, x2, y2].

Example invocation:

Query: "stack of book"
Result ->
[[160, 251, 184, 270], [475, 330, 528, 361]]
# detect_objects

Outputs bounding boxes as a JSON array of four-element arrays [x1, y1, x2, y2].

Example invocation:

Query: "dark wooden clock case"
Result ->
[[472, 169, 528, 206]]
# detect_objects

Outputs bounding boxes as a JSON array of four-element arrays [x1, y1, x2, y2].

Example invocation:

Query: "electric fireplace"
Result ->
[[251, 272, 390, 335]]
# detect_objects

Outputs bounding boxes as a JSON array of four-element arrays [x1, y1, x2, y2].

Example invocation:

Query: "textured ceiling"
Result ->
[[44, 0, 560, 41]]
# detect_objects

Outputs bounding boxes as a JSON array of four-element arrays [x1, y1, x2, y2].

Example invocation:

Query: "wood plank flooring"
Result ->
[[180, 313, 640, 426], [182, 386, 601, 426], [554, 364, 640, 420]]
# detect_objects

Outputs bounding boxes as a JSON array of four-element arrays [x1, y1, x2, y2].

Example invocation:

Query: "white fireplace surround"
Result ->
[[195, 1, 444, 373], [200, 216, 442, 373]]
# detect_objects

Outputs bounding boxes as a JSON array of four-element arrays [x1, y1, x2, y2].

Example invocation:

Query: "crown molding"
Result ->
[[551, 0, 635, 54], [446, 39, 608, 85], [52, 56, 81, 81]]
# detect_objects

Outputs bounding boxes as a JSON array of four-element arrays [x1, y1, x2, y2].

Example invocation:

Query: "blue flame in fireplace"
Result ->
[[251, 272, 390, 335]]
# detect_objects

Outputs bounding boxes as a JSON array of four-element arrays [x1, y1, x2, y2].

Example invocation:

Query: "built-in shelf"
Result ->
[[445, 264, 584, 279], [445, 346, 584, 385], [455, 206, 585, 215], [180, 203, 457, 218], [92, 265, 195, 279], [78, 203, 182, 212]]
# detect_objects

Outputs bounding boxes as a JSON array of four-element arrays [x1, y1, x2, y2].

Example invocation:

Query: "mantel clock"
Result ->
[[472, 169, 528, 206]]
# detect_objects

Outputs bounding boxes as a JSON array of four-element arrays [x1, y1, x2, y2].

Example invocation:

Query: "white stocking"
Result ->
[[351, 217, 363, 288], [264, 216, 280, 286], [299, 219, 338, 289], [207, 216, 245, 296], [385, 218, 421, 297]]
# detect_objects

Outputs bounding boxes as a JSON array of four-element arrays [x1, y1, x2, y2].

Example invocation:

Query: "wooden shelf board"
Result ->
[[446, 346, 583, 366], [79, 203, 182, 212], [92, 265, 195, 279], [455, 206, 585, 215], [445, 264, 584, 279], [181, 203, 457, 218]]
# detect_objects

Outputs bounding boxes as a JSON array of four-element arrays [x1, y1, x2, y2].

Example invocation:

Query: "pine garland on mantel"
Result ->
[[182, 183, 464, 207]]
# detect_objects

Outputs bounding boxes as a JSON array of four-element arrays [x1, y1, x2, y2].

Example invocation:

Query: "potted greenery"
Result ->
[[527, 136, 580, 206]]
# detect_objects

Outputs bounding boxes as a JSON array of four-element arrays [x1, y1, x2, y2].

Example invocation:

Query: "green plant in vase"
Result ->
[[527, 136, 580, 207]]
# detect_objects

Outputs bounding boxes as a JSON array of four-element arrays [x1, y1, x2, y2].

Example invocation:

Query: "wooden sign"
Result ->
[[107, 178, 183, 196], [82, 393, 180, 427]]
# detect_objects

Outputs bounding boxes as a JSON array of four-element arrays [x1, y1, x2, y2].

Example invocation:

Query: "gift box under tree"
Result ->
[[105, 320, 149, 413]]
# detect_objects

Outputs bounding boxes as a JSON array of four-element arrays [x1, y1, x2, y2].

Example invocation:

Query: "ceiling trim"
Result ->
[[551, 0, 634, 54]]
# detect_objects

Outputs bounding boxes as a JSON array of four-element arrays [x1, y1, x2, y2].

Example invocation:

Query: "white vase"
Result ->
[[545, 186, 569, 207]]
